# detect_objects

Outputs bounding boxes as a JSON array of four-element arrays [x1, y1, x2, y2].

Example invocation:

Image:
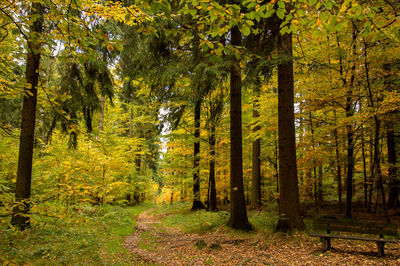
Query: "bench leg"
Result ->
[[376, 242, 385, 257], [321, 237, 331, 251]]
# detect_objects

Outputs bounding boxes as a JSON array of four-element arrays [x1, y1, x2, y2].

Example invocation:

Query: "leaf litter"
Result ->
[[124, 209, 400, 265]]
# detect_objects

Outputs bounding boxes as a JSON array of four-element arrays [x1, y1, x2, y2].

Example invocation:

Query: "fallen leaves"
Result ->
[[124, 209, 400, 265]]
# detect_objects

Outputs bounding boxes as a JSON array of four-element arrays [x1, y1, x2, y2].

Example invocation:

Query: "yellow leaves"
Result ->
[[200, 38, 214, 49], [106, 43, 114, 52], [81, 2, 152, 27], [339, 0, 352, 14]]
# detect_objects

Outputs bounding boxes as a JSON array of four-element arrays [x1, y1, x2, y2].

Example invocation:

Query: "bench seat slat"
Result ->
[[313, 224, 398, 236], [310, 218, 399, 256], [313, 218, 398, 237], [314, 218, 397, 230], [309, 233, 399, 243]]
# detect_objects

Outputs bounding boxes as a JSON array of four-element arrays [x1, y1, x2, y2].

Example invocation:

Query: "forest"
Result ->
[[1, 0, 400, 264]]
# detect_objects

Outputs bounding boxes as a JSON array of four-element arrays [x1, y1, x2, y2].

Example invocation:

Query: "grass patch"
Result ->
[[0, 203, 154, 265], [248, 209, 279, 233], [162, 208, 229, 234], [152, 202, 192, 216], [159, 202, 279, 235]]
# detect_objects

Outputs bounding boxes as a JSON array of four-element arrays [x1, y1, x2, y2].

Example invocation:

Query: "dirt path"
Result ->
[[124, 209, 400, 265]]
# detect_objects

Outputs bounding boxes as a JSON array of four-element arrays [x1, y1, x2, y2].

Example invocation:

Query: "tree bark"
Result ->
[[344, 82, 355, 218], [227, 26, 251, 230], [333, 127, 343, 212], [387, 122, 399, 208], [373, 118, 390, 222], [368, 134, 374, 212], [11, 3, 44, 229], [251, 85, 262, 209], [361, 124, 368, 208], [309, 111, 318, 213], [344, 29, 357, 218], [208, 124, 217, 211], [276, 30, 305, 231], [191, 99, 205, 210]]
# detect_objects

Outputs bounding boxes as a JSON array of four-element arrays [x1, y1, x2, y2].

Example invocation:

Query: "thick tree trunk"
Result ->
[[227, 26, 251, 230], [11, 3, 44, 229], [387, 122, 399, 208], [208, 124, 217, 211], [191, 99, 205, 210], [251, 85, 262, 209], [276, 31, 305, 231]]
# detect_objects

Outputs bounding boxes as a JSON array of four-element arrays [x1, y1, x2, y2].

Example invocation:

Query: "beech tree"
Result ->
[[3, 0, 400, 237], [227, 25, 251, 230], [11, 2, 44, 229], [276, 27, 305, 231]]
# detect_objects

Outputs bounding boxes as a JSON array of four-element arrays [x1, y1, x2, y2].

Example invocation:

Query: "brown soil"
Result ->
[[124, 208, 400, 265]]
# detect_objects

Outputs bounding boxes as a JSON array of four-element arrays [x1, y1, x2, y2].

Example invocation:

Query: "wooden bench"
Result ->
[[309, 217, 399, 256]]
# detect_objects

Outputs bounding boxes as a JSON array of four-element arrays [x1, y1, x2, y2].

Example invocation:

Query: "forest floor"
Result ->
[[124, 207, 400, 265]]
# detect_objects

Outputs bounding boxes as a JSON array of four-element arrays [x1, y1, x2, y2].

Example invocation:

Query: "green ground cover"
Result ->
[[0, 203, 153, 265]]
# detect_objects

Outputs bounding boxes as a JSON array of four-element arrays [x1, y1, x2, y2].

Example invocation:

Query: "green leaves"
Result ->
[[242, 25, 251, 36], [309, 0, 318, 6], [276, 9, 285, 20], [264, 8, 276, 18]]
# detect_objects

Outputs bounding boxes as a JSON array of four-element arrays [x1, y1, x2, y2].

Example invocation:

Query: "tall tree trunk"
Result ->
[[85, 107, 92, 133], [344, 29, 357, 219], [344, 83, 355, 218], [40, 110, 46, 143], [208, 123, 217, 211], [276, 30, 305, 231], [298, 103, 304, 188], [333, 127, 343, 212], [309, 111, 318, 212], [373, 118, 390, 222], [387, 122, 399, 208], [181, 173, 185, 202], [368, 134, 374, 212], [361, 124, 368, 208], [363, 39, 389, 221], [251, 85, 262, 209], [99, 95, 105, 134], [227, 26, 251, 230], [318, 163, 323, 205], [313, 163, 318, 214], [11, 3, 44, 229], [191, 99, 205, 210], [267, 135, 279, 197]]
